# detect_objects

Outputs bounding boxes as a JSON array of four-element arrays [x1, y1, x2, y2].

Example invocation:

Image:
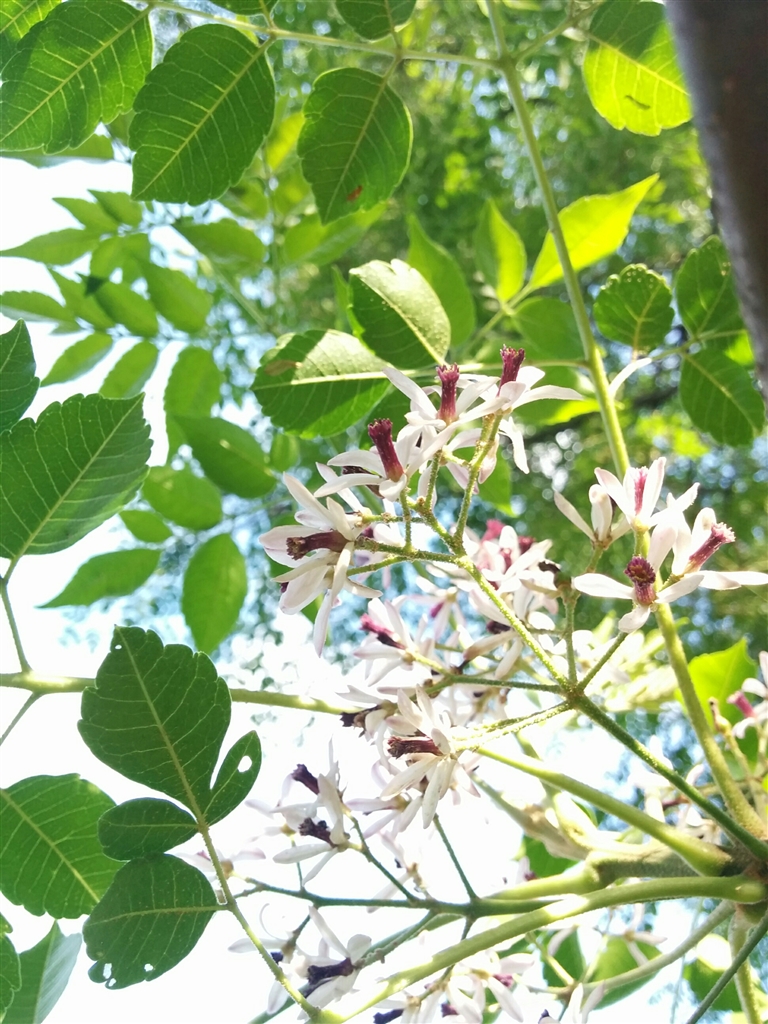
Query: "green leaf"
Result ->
[[164, 348, 222, 420], [349, 259, 450, 369], [79, 626, 234, 812], [0, 775, 118, 918], [542, 931, 585, 990], [253, 329, 390, 436], [297, 68, 412, 224], [90, 233, 150, 281], [264, 110, 303, 171], [204, 731, 261, 825], [0, 228, 100, 265], [41, 548, 160, 608], [94, 282, 157, 337], [685, 641, 757, 728], [49, 271, 115, 330], [0, 931, 21, 1021], [528, 175, 658, 291], [0, 0, 59, 71], [182, 534, 248, 653], [221, 178, 269, 220], [99, 341, 158, 399], [272, 164, 309, 216], [41, 332, 113, 386], [283, 205, 384, 267], [120, 509, 172, 544], [175, 416, 274, 499], [0, 321, 38, 433], [213, 0, 276, 13], [335, 0, 416, 39], [478, 455, 512, 515], [84, 855, 217, 989], [680, 348, 764, 447], [143, 265, 212, 334], [683, 935, 741, 1012], [88, 190, 141, 228], [97, 800, 197, 861], [588, 937, 660, 1006], [130, 25, 275, 204], [142, 466, 222, 531], [407, 215, 475, 346], [269, 432, 300, 472], [473, 199, 527, 303], [512, 297, 583, 361], [0, 393, 151, 559], [584, 0, 690, 135], [0, 0, 151, 152], [675, 236, 744, 344], [5, 923, 80, 1024], [53, 196, 117, 234], [175, 217, 265, 272], [593, 264, 673, 350], [521, 836, 578, 879], [0, 290, 70, 323], [3, 133, 113, 167]]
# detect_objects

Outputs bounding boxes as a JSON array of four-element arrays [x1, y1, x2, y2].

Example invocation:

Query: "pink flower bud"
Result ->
[[437, 363, 460, 423], [499, 347, 525, 390], [368, 419, 404, 481]]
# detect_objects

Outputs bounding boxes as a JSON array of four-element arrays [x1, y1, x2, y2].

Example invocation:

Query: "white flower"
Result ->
[[384, 364, 494, 430], [729, 651, 768, 738], [301, 908, 371, 1009], [662, 505, 768, 592], [554, 484, 631, 546], [594, 457, 667, 533]]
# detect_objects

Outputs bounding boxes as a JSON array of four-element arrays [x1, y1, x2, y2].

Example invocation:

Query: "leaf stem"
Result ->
[[433, 814, 477, 899], [0, 692, 39, 747], [0, 578, 32, 673]]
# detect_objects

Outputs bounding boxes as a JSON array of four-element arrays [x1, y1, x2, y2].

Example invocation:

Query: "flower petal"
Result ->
[[554, 491, 593, 537], [618, 605, 651, 632], [572, 574, 634, 600]]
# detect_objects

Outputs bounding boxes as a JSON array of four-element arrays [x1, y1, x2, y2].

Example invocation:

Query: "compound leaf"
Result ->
[[41, 548, 160, 607], [181, 534, 247, 653], [0, 320, 38, 433]]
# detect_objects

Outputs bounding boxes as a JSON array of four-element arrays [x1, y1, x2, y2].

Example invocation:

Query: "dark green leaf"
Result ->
[[176, 416, 274, 499], [512, 297, 583, 361], [675, 236, 744, 344], [584, 0, 690, 135], [542, 931, 585, 990], [90, 233, 150, 281], [253, 329, 389, 437], [4, 923, 80, 1024], [0, 0, 151, 152], [97, 800, 197, 860], [521, 836, 578, 879], [84, 855, 217, 989], [79, 627, 230, 811], [0, 932, 20, 1020], [174, 217, 265, 272], [40, 548, 160, 607], [407, 215, 475, 346], [0, 228, 100, 265], [49, 271, 115, 330], [205, 732, 261, 825], [283, 205, 383, 267], [473, 199, 526, 303], [130, 25, 275, 204], [142, 466, 222, 531], [119, 509, 172, 544], [53, 197, 117, 234], [144, 265, 212, 334], [297, 68, 412, 224], [94, 282, 157, 337], [0, 0, 59, 72], [335, 0, 415, 39], [0, 775, 118, 918], [588, 937, 660, 1006], [528, 176, 658, 291], [0, 393, 151, 559], [213, 0, 276, 13], [41, 332, 113, 386], [164, 347, 222, 419], [349, 259, 450, 369], [182, 534, 247, 652], [593, 264, 673, 350], [0, 290, 70, 323], [680, 349, 764, 447], [88, 190, 141, 228], [99, 341, 158, 399], [685, 641, 757, 728], [0, 321, 38, 433]]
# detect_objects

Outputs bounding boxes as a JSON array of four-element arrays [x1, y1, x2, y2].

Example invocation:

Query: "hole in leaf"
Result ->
[[114, 644, 123, 650], [144, 963, 154, 973], [107, 978, 116, 989], [103, 963, 112, 980], [237, 756, 252, 773]]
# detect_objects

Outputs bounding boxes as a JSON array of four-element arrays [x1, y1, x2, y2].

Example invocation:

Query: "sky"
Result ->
[[0, 152, 710, 1024]]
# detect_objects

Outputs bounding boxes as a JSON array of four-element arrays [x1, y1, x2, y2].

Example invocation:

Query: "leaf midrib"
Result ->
[[585, 32, 688, 98]]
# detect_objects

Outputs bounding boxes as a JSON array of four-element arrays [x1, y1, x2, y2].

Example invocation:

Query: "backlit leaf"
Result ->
[[99, 341, 158, 399], [144, 265, 212, 334], [3, 133, 113, 167], [164, 347, 222, 419], [120, 509, 172, 544], [41, 332, 113, 386], [349, 259, 450, 369], [265, 110, 303, 171], [675, 236, 744, 344], [0, 775, 117, 918], [335, 0, 416, 39], [528, 176, 657, 291], [0, 228, 100, 265], [41, 548, 160, 607], [90, 233, 150, 281], [49, 271, 115, 331], [584, 0, 690, 135], [588, 937, 660, 1006], [4, 923, 81, 1024], [0, 931, 20, 1020], [253, 329, 389, 436], [680, 348, 764, 447], [297, 68, 412, 224], [176, 416, 274, 499], [182, 534, 248, 652], [0, 0, 59, 71], [97, 800, 197, 861], [407, 215, 475, 346], [283, 205, 384, 267], [512, 297, 583, 361], [0, 0, 151, 152], [213, 0, 276, 12], [0, 290, 70, 323], [593, 264, 673, 350], [0, 393, 151, 559], [142, 466, 222, 531], [53, 197, 118, 234], [204, 731, 261, 825], [473, 199, 526, 302], [175, 217, 265, 272], [84, 855, 217, 989], [94, 283, 157, 337], [130, 25, 275, 204], [685, 641, 757, 728], [89, 190, 142, 228], [0, 320, 38, 433]]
